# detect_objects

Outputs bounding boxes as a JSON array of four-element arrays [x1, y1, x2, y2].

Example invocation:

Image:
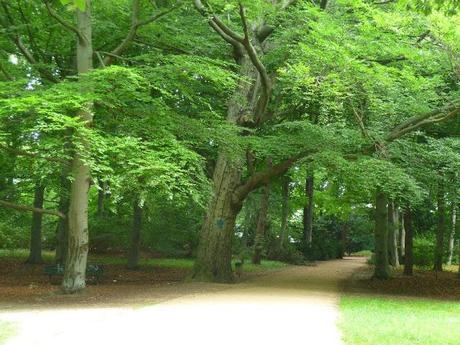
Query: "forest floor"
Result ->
[[0, 257, 365, 345]]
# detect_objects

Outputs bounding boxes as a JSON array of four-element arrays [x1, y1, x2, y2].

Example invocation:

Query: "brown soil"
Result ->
[[343, 262, 460, 300]]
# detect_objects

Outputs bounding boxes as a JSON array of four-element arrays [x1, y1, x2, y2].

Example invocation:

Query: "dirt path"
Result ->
[[1, 257, 366, 345]]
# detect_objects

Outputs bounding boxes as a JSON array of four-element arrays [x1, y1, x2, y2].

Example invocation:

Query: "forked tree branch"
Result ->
[[44, 1, 87, 43], [103, 0, 181, 66]]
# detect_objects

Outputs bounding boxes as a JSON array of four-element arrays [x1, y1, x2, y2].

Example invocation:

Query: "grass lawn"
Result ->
[[0, 249, 286, 272], [339, 295, 460, 345], [0, 320, 16, 345]]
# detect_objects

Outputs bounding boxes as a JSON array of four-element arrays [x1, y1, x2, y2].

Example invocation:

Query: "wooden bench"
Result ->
[[44, 264, 104, 284]]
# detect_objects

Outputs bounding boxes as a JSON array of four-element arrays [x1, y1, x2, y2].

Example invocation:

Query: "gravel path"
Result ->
[[1, 257, 366, 345]]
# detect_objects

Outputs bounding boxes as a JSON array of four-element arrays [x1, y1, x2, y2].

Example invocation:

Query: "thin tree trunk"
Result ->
[[434, 184, 446, 272], [55, 169, 70, 265], [303, 173, 314, 245], [374, 189, 390, 279], [26, 185, 45, 264], [447, 202, 457, 265], [97, 180, 105, 217], [62, 0, 93, 293], [387, 201, 399, 267], [252, 183, 270, 264], [339, 221, 349, 259], [279, 177, 290, 249], [399, 210, 405, 259], [403, 208, 413, 276], [127, 199, 142, 269]]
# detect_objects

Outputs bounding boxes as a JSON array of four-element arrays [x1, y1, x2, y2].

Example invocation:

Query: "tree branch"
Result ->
[[233, 152, 311, 204], [385, 104, 460, 142], [0, 61, 13, 80], [0, 200, 66, 218], [44, 1, 87, 43], [103, 0, 181, 66], [193, 0, 245, 54], [0, 142, 70, 165], [238, 3, 271, 123]]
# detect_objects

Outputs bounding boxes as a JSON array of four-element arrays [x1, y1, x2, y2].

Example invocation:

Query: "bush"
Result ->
[[413, 236, 435, 268]]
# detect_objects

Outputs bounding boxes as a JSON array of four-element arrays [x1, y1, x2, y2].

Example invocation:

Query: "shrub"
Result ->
[[413, 236, 435, 268]]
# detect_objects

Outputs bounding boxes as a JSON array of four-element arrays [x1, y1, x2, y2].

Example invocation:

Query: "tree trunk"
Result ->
[[192, 153, 243, 282], [434, 184, 446, 272], [399, 210, 405, 260], [55, 169, 70, 265], [303, 173, 314, 245], [97, 180, 105, 217], [279, 177, 290, 249], [192, 49, 264, 282], [447, 202, 457, 265], [252, 183, 270, 264], [339, 221, 349, 259], [62, 1, 93, 293], [387, 201, 399, 267], [127, 199, 142, 269], [403, 208, 413, 276], [26, 185, 45, 264], [374, 190, 390, 279]]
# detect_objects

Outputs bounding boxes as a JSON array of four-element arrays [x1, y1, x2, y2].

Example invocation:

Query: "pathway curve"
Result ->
[[2, 257, 366, 345]]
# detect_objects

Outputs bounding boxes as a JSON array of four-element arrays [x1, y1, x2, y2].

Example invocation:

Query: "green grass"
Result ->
[[339, 295, 460, 345], [0, 249, 286, 272], [350, 250, 373, 257], [0, 320, 16, 345]]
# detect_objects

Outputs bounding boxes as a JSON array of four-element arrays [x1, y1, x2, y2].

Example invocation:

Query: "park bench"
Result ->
[[44, 264, 104, 284]]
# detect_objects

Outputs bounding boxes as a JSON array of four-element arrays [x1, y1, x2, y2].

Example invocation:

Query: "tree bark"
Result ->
[[26, 185, 45, 264], [192, 153, 243, 282], [62, 0, 93, 293], [55, 169, 70, 265], [303, 173, 314, 245], [374, 190, 390, 279], [434, 184, 446, 272], [399, 210, 405, 259], [279, 177, 290, 249], [252, 183, 270, 264], [127, 198, 142, 269], [97, 180, 105, 217], [387, 201, 399, 267], [403, 208, 413, 276], [447, 202, 457, 265]]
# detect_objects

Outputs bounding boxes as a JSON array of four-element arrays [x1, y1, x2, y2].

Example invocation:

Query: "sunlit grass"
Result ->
[[339, 295, 460, 345], [0, 320, 16, 345], [350, 250, 373, 257], [0, 249, 286, 272]]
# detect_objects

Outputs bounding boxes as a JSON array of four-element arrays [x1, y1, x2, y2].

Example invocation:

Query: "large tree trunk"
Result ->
[[192, 48, 263, 282], [62, 0, 93, 293], [374, 190, 390, 279], [192, 153, 243, 282], [26, 185, 45, 264], [252, 183, 270, 265], [387, 201, 399, 267], [279, 177, 290, 249], [403, 208, 413, 276], [434, 184, 446, 272], [398, 210, 405, 260], [127, 199, 142, 269], [447, 202, 457, 265], [303, 173, 314, 245]]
